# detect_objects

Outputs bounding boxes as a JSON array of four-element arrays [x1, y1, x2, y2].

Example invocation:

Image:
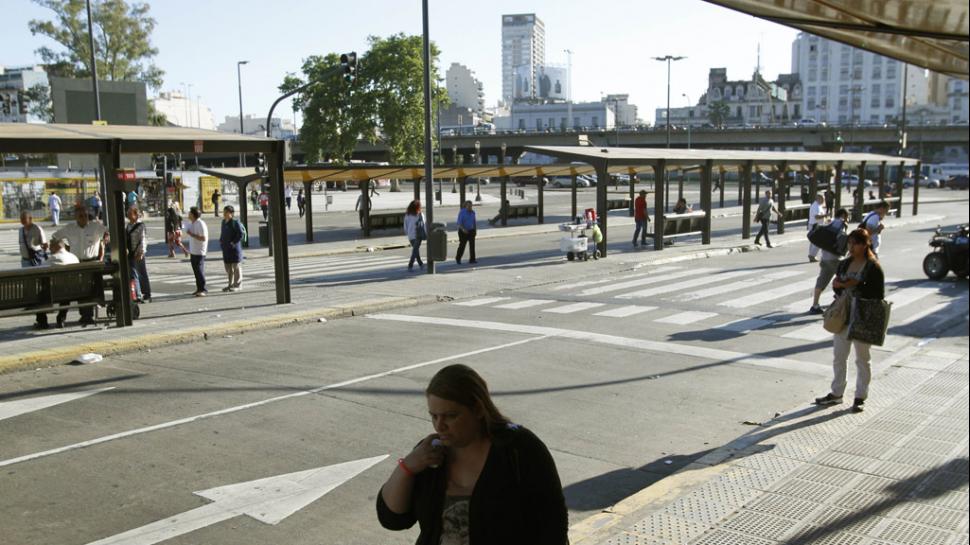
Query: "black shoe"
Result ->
[[456, 259, 461, 265], [767, 244, 775, 248], [754, 240, 762, 246], [809, 305, 824, 315], [55, 318, 65, 329], [814, 393, 843, 406], [33, 321, 49, 330], [469, 259, 478, 264], [851, 398, 865, 413], [142, 296, 152, 303], [79, 318, 96, 326]]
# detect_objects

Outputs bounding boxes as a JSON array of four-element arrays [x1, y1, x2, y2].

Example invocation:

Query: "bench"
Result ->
[[661, 211, 707, 239], [367, 212, 406, 230], [860, 197, 900, 215], [506, 204, 538, 219], [607, 198, 631, 211], [0, 262, 117, 321], [781, 203, 812, 225]]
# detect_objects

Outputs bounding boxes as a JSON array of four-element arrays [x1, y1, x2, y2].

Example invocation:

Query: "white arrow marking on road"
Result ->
[[85, 454, 388, 545], [0, 387, 114, 422]]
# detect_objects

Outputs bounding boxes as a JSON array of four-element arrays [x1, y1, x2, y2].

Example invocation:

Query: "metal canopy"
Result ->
[[279, 163, 611, 183], [198, 167, 263, 184], [704, 0, 969, 77]]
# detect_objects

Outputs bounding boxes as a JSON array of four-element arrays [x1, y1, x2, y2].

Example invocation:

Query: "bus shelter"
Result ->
[[0, 123, 289, 327], [525, 146, 921, 257]]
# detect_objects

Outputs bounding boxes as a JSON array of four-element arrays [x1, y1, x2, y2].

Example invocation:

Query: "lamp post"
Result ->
[[653, 55, 686, 148], [475, 140, 482, 202], [682, 93, 692, 149], [84, 0, 101, 121], [237, 60, 249, 167]]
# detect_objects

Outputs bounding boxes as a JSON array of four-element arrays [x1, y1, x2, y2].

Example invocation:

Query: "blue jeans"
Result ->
[[633, 219, 647, 245], [409, 239, 424, 269], [190, 254, 207, 293], [129, 257, 151, 300]]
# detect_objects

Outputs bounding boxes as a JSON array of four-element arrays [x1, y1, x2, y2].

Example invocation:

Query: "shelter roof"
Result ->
[[704, 0, 969, 78], [0, 123, 277, 154]]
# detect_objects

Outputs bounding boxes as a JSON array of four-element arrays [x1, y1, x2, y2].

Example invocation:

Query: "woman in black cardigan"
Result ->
[[377, 364, 568, 544], [815, 228, 885, 412]]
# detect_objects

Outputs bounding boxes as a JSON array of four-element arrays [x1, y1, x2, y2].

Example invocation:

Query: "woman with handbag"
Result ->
[[815, 229, 885, 412], [404, 200, 427, 271]]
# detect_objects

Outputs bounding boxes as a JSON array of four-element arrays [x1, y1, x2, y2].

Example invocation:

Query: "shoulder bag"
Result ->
[[847, 297, 892, 346], [822, 293, 851, 334]]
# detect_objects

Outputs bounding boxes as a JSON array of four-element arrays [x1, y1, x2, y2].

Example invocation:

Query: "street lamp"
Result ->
[[682, 93, 692, 149], [653, 55, 686, 148], [237, 60, 249, 167], [475, 140, 482, 202]]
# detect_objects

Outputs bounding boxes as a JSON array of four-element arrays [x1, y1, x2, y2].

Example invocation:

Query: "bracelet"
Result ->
[[397, 458, 415, 478]]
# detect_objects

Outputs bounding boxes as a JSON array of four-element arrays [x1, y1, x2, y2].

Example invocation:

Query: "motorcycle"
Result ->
[[922, 224, 970, 280]]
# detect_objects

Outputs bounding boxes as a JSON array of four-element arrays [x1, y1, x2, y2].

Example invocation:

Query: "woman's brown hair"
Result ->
[[848, 228, 877, 262], [406, 200, 422, 216], [426, 364, 509, 437]]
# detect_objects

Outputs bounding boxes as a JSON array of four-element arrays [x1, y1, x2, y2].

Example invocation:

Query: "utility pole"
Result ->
[[237, 60, 249, 166], [421, 0, 435, 273], [84, 0, 102, 121]]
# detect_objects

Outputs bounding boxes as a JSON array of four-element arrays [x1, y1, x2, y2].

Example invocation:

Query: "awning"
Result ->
[[705, 0, 969, 77]]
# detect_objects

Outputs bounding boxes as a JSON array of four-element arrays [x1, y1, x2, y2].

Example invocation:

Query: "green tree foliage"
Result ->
[[708, 100, 730, 129], [29, 0, 164, 90], [23, 84, 54, 122], [283, 33, 448, 164]]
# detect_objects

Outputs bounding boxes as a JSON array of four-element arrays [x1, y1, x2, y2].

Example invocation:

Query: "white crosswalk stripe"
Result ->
[[454, 297, 512, 307], [678, 270, 803, 302], [593, 305, 657, 318], [616, 269, 757, 300], [715, 317, 774, 333], [654, 311, 719, 325], [719, 278, 819, 309], [493, 299, 555, 310], [552, 266, 682, 292], [578, 267, 716, 296], [543, 302, 605, 314]]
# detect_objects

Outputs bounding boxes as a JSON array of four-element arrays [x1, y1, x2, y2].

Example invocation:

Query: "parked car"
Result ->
[[549, 176, 589, 188], [946, 175, 970, 190], [842, 174, 873, 187], [903, 177, 942, 188]]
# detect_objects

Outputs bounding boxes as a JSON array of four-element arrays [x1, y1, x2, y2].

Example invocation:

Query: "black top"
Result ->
[[835, 258, 885, 300], [376, 424, 568, 545]]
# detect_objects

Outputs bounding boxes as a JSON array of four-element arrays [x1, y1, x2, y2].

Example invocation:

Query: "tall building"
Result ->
[[152, 90, 216, 130], [0, 65, 50, 123], [603, 94, 638, 127], [218, 114, 295, 140], [791, 32, 932, 125], [446, 63, 485, 116], [501, 13, 545, 102]]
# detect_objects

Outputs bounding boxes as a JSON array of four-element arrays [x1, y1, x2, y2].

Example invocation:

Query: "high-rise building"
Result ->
[[446, 63, 485, 116], [152, 90, 216, 130], [791, 32, 933, 125], [501, 13, 545, 102], [0, 65, 50, 123]]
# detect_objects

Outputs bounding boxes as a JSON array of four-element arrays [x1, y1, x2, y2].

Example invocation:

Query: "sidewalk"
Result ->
[[572, 330, 969, 545]]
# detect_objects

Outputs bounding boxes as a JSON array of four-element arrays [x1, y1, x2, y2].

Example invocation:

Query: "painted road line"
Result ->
[[0, 336, 545, 468], [578, 267, 717, 296], [714, 317, 774, 333], [679, 270, 803, 302], [543, 302, 606, 314], [493, 299, 557, 310], [454, 297, 512, 307], [654, 311, 719, 325], [719, 278, 819, 309], [616, 269, 756, 300], [782, 322, 829, 342], [370, 314, 830, 378], [0, 387, 114, 422], [784, 297, 817, 314], [549, 266, 682, 292], [593, 305, 658, 318], [887, 286, 938, 310]]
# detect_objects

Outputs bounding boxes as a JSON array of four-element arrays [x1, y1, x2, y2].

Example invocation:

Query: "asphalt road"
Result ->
[[0, 201, 967, 545]]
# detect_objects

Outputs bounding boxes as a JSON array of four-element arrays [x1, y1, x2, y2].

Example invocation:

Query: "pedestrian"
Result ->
[[455, 200, 477, 264], [673, 198, 692, 214], [814, 228, 885, 413], [868, 190, 876, 201], [404, 200, 426, 271], [285, 184, 293, 210], [376, 364, 568, 545], [45, 237, 80, 328], [54, 204, 106, 325], [250, 189, 259, 212], [184, 206, 209, 297], [87, 193, 103, 221], [807, 193, 828, 262], [860, 200, 888, 257], [297, 188, 306, 218], [48, 191, 62, 225], [19, 211, 49, 329], [356, 190, 368, 228], [824, 189, 835, 212], [126, 188, 138, 210], [589, 220, 603, 259], [258, 190, 270, 221], [632, 189, 649, 248], [164, 201, 189, 258], [220, 205, 244, 292], [753, 190, 780, 248], [809, 208, 849, 314], [211, 188, 221, 218], [125, 206, 152, 303], [488, 200, 510, 226]]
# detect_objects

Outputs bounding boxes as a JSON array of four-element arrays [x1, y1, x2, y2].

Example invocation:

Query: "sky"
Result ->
[[2, 0, 799, 127]]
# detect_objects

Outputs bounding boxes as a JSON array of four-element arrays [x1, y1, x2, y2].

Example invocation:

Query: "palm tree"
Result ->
[[708, 100, 730, 129]]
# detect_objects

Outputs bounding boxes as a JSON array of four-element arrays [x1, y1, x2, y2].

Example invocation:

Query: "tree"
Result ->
[[28, 0, 164, 90], [708, 100, 730, 129]]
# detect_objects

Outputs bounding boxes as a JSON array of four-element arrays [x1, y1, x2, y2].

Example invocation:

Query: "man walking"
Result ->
[[455, 200, 478, 265], [19, 211, 49, 329], [809, 208, 849, 314], [185, 206, 209, 297], [48, 192, 62, 226], [807, 193, 828, 262], [860, 200, 888, 257], [632, 189, 649, 248], [54, 204, 106, 324], [258, 190, 270, 221], [126, 206, 152, 303], [754, 190, 780, 248], [210, 189, 221, 218], [285, 185, 293, 210]]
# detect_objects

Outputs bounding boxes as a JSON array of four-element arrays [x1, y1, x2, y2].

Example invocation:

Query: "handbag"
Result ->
[[22, 227, 48, 266], [822, 293, 851, 333], [415, 217, 427, 241], [847, 298, 892, 346]]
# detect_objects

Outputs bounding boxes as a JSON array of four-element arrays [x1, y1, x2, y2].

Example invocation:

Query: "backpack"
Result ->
[[808, 222, 848, 256], [858, 211, 878, 231], [236, 219, 248, 243]]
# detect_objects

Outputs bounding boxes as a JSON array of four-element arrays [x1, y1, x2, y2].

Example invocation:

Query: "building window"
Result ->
[[560, 117, 567, 130], [518, 119, 526, 130], [592, 116, 599, 128], [885, 96, 895, 108], [548, 117, 555, 129], [886, 63, 897, 79], [839, 66, 850, 80], [574, 116, 580, 128], [808, 98, 817, 110], [872, 65, 881, 79], [820, 67, 829, 81], [536, 118, 542, 131], [808, 68, 817, 81], [871, 84, 881, 107]]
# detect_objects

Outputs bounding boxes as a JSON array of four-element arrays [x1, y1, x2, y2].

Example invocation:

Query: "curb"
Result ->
[[0, 294, 442, 374]]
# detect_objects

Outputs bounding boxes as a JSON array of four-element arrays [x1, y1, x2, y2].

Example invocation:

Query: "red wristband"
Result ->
[[397, 458, 414, 477]]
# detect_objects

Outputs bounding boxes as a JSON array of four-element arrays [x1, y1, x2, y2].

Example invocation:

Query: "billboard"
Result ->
[[514, 65, 568, 101]]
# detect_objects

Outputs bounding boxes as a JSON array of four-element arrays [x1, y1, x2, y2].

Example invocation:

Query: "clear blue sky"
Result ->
[[2, 0, 798, 126]]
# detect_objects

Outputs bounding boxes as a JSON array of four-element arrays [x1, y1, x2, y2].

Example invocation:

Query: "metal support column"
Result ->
[[303, 180, 313, 242], [912, 161, 921, 216], [595, 160, 609, 257], [834, 161, 844, 211], [237, 180, 251, 248], [895, 161, 905, 218], [103, 140, 132, 327], [571, 173, 577, 219], [413, 178, 420, 201], [853, 162, 867, 222], [878, 161, 887, 200], [701, 160, 713, 245], [537, 178, 544, 224], [500, 177, 508, 226], [741, 161, 753, 239], [362, 180, 372, 237], [653, 160, 666, 250], [777, 161, 788, 235], [269, 141, 290, 304], [628, 173, 635, 217], [459, 176, 467, 205], [677, 170, 684, 202], [737, 166, 744, 206], [808, 162, 818, 200], [718, 167, 725, 209]]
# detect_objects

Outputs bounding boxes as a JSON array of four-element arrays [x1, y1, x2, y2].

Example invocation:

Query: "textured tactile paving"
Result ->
[[877, 518, 954, 545], [691, 528, 774, 545], [661, 494, 736, 527], [744, 492, 820, 520], [870, 460, 931, 480], [832, 489, 894, 511], [769, 477, 841, 502], [848, 428, 907, 446], [884, 449, 947, 468], [719, 509, 796, 540], [790, 464, 858, 486], [832, 439, 894, 458], [605, 531, 672, 545], [627, 513, 706, 544], [689, 479, 758, 508], [901, 437, 963, 456], [807, 504, 883, 535], [781, 525, 867, 545], [889, 501, 967, 531], [815, 450, 879, 472]]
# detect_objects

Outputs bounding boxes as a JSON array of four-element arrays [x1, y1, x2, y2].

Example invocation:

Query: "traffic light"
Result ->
[[255, 153, 266, 176], [152, 154, 165, 178], [340, 52, 357, 84]]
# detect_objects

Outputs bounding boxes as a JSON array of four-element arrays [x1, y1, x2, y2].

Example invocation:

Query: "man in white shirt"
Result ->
[[285, 185, 293, 210], [48, 192, 62, 226], [861, 200, 888, 256], [185, 206, 209, 296], [54, 204, 106, 323], [45, 237, 80, 328], [807, 194, 828, 262]]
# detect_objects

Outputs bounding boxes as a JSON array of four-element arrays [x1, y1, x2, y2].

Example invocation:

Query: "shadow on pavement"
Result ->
[[0, 374, 143, 401]]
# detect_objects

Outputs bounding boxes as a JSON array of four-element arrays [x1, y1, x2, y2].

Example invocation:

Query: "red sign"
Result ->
[[116, 169, 137, 181], [194, 140, 204, 153]]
